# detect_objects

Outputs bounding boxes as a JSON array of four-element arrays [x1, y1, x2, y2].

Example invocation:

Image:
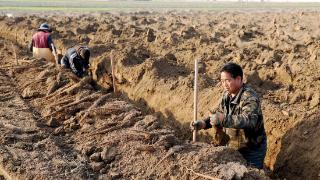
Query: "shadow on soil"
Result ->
[[272, 111, 320, 179], [119, 91, 213, 143]]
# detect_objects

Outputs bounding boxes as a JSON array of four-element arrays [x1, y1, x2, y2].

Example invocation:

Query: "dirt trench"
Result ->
[[0, 10, 320, 179], [0, 37, 267, 180]]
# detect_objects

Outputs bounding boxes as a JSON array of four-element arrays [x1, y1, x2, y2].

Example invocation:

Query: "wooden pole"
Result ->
[[110, 51, 117, 93], [193, 58, 198, 142], [11, 42, 18, 65], [51, 43, 59, 65]]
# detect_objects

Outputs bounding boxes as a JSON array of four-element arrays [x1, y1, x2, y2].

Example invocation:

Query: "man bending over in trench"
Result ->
[[60, 45, 90, 78], [190, 62, 267, 169]]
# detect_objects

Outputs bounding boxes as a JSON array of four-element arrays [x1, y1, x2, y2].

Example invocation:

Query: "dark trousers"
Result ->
[[238, 140, 267, 169]]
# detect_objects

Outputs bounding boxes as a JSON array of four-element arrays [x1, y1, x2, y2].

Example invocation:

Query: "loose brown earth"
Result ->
[[0, 10, 319, 179]]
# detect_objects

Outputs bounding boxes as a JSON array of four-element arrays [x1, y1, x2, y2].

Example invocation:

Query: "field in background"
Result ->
[[1, 0, 320, 13]]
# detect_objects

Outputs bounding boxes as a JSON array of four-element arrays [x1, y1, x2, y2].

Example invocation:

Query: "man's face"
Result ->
[[220, 71, 242, 95]]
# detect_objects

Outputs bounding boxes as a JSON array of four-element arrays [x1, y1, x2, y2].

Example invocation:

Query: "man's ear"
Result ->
[[236, 76, 242, 83]]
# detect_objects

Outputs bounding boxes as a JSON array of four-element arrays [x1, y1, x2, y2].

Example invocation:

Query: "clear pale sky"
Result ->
[[170, 0, 320, 2]]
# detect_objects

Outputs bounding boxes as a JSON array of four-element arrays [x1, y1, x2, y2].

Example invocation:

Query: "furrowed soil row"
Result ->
[[0, 37, 267, 179], [0, 10, 319, 179]]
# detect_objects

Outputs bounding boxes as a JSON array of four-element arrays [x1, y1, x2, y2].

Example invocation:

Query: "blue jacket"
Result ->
[[61, 47, 89, 77]]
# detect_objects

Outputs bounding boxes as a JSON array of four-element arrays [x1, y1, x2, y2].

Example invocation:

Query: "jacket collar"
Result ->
[[229, 84, 245, 105]]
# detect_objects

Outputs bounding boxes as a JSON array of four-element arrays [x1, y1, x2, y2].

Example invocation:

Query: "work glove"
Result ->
[[190, 120, 206, 131], [212, 126, 230, 146], [210, 112, 224, 127]]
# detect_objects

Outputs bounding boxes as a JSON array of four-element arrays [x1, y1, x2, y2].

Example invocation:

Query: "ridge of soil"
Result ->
[[0, 10, 319, 179], [0, 37, 267, 179]]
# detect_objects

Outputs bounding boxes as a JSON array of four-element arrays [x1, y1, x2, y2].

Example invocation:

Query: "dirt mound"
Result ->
[[273, 111, 320, 179]]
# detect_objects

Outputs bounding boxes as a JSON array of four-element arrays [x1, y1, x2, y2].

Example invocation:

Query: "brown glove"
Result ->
[[212, 127, 230, 146]]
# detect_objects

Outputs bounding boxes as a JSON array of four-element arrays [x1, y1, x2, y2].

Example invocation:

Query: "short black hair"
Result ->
[[78, 46, 90, 61], [221, 63, 243, 80], [82, 49, 90, 61]]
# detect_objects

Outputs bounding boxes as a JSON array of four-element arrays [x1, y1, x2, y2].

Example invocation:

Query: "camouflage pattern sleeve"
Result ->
[[217, 93, 226, 114], [222, 91, 261, 129], [204, 95, 225, 129], [69, 53, 79, 75]]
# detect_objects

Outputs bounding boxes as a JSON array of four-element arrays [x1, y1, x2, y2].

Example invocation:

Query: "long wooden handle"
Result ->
[[193, 58, 198, 142], [110, 51, 117, 93], [11, 43, 18, 65], [51, 43, 59, 64]]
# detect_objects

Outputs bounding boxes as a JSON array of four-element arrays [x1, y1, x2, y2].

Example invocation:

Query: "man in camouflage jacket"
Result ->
[[60, 46, 90, 78], [190, 62, 267, 169]]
